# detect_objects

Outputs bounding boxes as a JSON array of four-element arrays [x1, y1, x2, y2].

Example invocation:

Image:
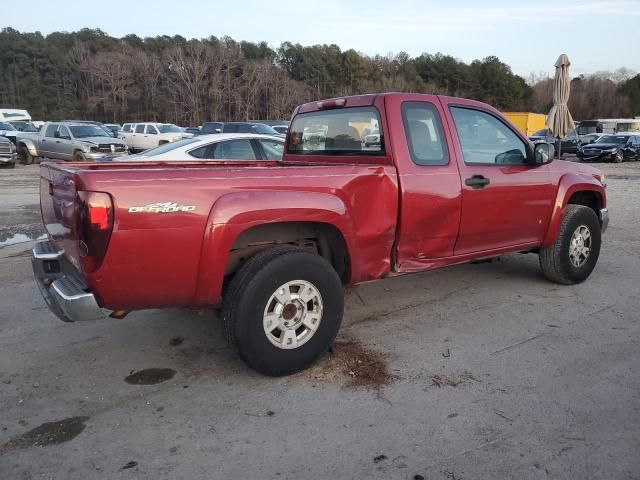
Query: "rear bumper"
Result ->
[[599, 208, 609, 234], [32, 239, 104, 322]]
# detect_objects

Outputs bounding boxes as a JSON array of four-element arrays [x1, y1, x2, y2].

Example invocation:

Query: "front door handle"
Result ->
[[465, 175, 490, 189]]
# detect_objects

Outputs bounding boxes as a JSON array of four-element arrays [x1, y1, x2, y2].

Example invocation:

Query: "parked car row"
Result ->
[[576, 134, 640, 163], [187, 121, 289, 137]]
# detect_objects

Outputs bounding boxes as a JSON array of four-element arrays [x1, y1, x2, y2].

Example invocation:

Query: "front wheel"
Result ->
[[612, 151, 623, 163], [18, 147, 34, 165], [73, 151, 87, 162], [222, 246, 344, 376], [539, 205, 601, 284]]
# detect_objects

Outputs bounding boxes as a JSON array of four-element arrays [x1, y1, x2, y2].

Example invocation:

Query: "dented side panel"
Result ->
[[197, 165, 399, 305]]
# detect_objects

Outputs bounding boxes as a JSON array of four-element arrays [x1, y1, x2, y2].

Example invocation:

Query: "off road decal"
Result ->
[[128, 202, 196, 213]]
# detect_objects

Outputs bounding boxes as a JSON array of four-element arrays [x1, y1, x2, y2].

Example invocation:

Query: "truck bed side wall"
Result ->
[[75, 164, 398, 310]]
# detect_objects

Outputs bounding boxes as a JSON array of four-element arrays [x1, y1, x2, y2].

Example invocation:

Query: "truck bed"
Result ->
[[40, 160, 399, 310]]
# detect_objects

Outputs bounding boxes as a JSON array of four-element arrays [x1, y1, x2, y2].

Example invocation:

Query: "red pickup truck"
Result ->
[[32, 93, 608, 375]]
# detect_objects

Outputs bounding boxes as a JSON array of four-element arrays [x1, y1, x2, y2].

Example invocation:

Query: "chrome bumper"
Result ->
[[599, 208, 609, 234], [32, 240, 104, 322]]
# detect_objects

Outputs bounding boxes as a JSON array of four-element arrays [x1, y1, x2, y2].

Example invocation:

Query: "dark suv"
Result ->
[[529, 128, 582, 155], [222, 122, 284, 137]]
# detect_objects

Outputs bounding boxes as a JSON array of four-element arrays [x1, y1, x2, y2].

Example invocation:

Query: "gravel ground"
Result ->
[[0, 160, 639, 480]]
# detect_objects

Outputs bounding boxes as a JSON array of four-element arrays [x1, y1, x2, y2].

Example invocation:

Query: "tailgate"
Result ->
[[39, 163, 83, 269]]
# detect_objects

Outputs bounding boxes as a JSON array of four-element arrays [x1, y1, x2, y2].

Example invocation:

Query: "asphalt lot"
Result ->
[[1, 160, 639, 480]]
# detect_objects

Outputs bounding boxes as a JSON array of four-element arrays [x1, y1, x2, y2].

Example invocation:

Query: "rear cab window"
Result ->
[[401, 102, 448, 166], [288, 107, 383, 155]]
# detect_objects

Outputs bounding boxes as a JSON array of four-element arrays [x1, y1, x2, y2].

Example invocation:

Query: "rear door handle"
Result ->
[[465, 175, 490, 189]]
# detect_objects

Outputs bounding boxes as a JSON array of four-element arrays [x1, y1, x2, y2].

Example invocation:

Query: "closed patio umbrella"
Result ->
[[546, 54, 575, 158]]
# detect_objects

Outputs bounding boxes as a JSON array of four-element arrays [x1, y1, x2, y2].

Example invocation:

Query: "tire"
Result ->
[[73, 151, 87, 162], [612, 151, 623, 163], [6, 162, 15, 169], [18, 146, 33, 165], [539, 205, 601, 285], [222, 245, 344, 376]]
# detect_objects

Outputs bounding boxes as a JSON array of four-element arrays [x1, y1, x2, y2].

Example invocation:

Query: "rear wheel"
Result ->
[[539, 205, 601, 284], [222, 246, 344, 376]]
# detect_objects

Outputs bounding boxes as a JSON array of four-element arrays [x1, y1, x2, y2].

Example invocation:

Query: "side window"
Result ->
[[224, 124, 238, 133], [212, 140, 257, 160], [401, 102, 448, 166], [257, 139, 284, 160], [135, 124, 145, 134], [188, 145, 209, 159], [58, 126, 70, 139], [122, 124, 132, 133], [44, 124, 58, 138], [450, 107, 527, 165], [146, 125, 158, 135]]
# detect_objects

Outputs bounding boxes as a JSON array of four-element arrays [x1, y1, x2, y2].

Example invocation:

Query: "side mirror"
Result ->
[[533, 142, 553, 165]]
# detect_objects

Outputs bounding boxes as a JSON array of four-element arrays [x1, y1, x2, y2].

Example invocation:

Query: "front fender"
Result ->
[[194, 190, 356, 305], [18, 138, 38, 157], [542, 172, 606, 246]]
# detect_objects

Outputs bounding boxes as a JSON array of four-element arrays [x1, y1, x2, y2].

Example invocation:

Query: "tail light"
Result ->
[[76, 191, 114, 273]]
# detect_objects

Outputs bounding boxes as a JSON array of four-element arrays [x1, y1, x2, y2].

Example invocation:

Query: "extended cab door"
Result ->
[[39, 124, 58, 157], [387, 94, 463, 271], [441, 100, 554, 255], [54, 125, 73, 160], [132, 124, 145, 149], [144, 124, 159, 149]]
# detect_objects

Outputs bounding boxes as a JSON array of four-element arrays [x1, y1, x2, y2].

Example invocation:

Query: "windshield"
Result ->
[[0, 122, 17, 131], [253, 124, 279, 135], [139, 138, 199, 156], [288, 107, 383, 155], [9, 120, 39, 132], [596, 135, 627, 145], [158, 124, 182, 134], [616, 122, 640, 132], [69, 125, 110, 138]]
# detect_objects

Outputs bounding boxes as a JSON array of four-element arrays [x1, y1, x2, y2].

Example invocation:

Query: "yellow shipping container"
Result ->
[[503, 112, 547, 136]]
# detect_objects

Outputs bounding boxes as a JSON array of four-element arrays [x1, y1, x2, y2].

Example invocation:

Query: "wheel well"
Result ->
[[226, 222, 350, 283], [567, 191, 602, 213]]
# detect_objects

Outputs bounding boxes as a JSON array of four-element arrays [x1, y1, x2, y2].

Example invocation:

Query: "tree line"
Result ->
[[1, 27, 638, 126]]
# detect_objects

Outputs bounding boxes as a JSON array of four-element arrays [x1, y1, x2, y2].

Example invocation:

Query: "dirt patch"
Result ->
[[1, 416, 89, 453], [300, 340, 396, 390], [125, 368, 177, 385], [169, 336, 185, 347], [431, 371, 476, 388]]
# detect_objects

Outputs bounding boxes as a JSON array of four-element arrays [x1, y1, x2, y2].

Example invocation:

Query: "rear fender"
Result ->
[[195, 190, 356, 305], [542, 173, 605, 246]]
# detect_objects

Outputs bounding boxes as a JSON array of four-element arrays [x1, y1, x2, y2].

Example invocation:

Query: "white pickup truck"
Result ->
[[121, 123, 191, 152]]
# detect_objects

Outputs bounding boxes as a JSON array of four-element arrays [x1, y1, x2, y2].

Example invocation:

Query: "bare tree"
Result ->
[[89, 51, 135, 122], [165, 43, 214, 125], [132, 51, 163, 121]]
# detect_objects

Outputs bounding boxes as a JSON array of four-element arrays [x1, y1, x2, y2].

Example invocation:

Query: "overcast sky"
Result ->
[[4, 0, 639, 78]]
